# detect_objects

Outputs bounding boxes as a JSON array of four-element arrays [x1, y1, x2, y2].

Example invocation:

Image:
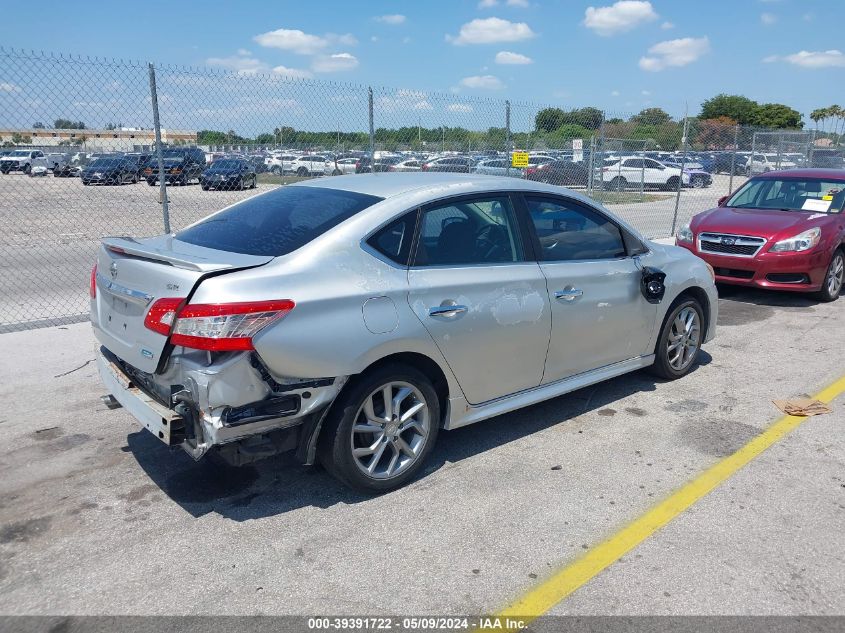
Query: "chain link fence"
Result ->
[[1, 48, 842, 331]]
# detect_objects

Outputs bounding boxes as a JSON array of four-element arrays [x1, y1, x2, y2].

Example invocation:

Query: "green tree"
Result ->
[[535, 107, 567, 133], [11, 133, 32, 144], [565, 107, 603, 130], [54, 118, 86, 129], [630, 108, 672, 126], [753, 103, 803, 129], [696, 116, 738, 149], [32, 121, 45, 129], [699, 94, 759, 125]]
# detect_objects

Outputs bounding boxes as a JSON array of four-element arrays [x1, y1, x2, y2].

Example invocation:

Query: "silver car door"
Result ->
[[522, 194, 657, 383], [407, 194, 551, 405]]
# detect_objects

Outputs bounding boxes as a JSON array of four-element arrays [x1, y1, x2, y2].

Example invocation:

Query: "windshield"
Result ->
[[210, 160, 242, 169], [161, 149, 186, 159], [88, 158, 124, 169], [176, 186, 383, 256], [726, 177, 845, 213], [8, 150, 30, 157]]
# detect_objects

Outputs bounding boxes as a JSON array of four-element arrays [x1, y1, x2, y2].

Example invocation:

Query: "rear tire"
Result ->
[[650, 298, 704, 380], [814, 249, 844, 302], [22, 163, 31, 175], [297, 167, 308, 177], [605, 176, 626, 191], [318, 364, 440, 493], [666, 176, 680, 191], [147, 179, 156, 186]]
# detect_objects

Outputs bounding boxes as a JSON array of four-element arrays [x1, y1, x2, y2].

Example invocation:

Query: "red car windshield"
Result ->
[[727, 177, 845, 213]]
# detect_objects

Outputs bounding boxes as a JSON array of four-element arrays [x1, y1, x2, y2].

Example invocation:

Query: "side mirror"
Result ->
[[718, 195, 729, 207]]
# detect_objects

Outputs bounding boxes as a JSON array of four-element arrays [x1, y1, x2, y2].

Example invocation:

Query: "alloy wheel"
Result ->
[[667, 306, 700, 371], [350, 381, 430, 480], [827, 252, 844, 297]]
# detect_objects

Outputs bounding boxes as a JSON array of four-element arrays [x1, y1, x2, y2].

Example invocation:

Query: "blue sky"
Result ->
[[2, 0, 845, 129]]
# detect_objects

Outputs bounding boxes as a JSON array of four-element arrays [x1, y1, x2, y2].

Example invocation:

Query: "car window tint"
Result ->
[[525, 197, 627, 262], [367, 211, 417, 266], [177, 186, 383, 256], [414, 196, 522, 266]]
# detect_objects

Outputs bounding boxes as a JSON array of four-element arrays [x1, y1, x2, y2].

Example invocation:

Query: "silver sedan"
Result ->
[[91, 173, 717, 492]]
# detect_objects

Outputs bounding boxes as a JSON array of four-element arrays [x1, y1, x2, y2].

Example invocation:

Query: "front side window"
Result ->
[[525, 197, 627, 261], [414, 196, 523, 266]]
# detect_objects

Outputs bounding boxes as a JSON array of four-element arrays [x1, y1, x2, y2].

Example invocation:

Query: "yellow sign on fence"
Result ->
[[511, 151, 529, 168]]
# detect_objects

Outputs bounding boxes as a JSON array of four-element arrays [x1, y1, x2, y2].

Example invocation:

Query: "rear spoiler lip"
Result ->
[[101, 236, 271, 273]]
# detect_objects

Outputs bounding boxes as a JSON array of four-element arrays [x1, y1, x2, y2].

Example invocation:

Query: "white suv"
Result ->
[[290, 155, 334, 177], [601, 157, 689, 191], [0, 149, 44, 174], [265, 154, 299, 175]]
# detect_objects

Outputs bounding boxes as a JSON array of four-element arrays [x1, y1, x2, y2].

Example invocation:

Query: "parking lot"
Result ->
[[0, 171, 741, 331], [1, 283, 842, 616]]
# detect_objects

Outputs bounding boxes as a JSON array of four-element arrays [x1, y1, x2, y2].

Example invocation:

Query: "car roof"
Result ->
[[754, 168, 845, 180], [292, 172, 589, 200]]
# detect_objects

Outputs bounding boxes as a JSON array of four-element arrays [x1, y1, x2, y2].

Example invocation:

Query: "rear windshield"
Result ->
[[176, 186, 383, 256]]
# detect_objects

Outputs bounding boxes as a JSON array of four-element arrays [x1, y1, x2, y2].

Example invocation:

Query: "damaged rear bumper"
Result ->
[[96, 346, 346, 465]]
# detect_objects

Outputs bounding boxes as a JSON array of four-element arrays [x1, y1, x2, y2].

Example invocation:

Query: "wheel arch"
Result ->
[[661, 285, 712, 344]]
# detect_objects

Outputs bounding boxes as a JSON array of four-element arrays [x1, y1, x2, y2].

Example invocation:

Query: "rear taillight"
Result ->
[[144, 299, 295, 351], [525, 168, 537, 176], [89, 264, 97, 299], [421, 163, 429, 171], [355, 160, 360, 170]]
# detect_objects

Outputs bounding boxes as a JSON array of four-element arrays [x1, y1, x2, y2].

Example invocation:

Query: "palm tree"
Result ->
[[810, 108, 826, 132]]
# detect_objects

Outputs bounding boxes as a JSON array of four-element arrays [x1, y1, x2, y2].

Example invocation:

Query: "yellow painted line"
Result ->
[[496, 373, 845, 627]]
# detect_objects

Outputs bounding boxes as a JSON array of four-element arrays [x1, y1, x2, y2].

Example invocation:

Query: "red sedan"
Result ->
[[676, 169, 845, 301]]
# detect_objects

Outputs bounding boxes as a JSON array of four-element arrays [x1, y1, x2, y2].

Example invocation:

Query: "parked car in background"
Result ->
[[749, 153, 797, 175], [1, 149, 44, 174], [601, 157, 688, 191], [355, 156, 402, 173], [525, 160, 590, 188], [291, 155, 334, 177], [38, 152, 72, 172], [472, 158, 519, 177], [810, 150, 845, 170], [711, 153, 748, 176], [390, 158, 423, 172], [200, 158, 257, 191], [266, 154, 299, 175], [677, 168, 845, 301], [124, 153, 153, 179], [144, 147, 206, 186], [333, 157, 360, 175], [81, 157, 140, 185], [421, 156, 475, 173], [91, 173, 716, 493]]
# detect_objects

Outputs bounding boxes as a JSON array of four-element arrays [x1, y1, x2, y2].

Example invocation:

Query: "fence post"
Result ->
[[148, 63, 170, 234], [671, 114, 690, 237], [505, 100, 511, 177], [587, 135, 595, 196], [728, 124, 740, 195], [368, 87, 375, 166]]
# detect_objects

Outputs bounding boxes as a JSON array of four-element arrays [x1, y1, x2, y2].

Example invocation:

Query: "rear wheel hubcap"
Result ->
[[351, 381, 430, 480]]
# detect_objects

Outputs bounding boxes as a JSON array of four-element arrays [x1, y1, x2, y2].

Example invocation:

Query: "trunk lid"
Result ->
[[91, 235, 273, 373]]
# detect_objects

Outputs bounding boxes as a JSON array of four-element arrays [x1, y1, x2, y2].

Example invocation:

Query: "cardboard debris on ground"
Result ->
[[772, 398, 833, 417]]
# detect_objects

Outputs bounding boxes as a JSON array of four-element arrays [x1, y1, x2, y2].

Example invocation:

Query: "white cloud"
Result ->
[[641, 89, 651, 95], [760, 12, 777, 25], [271, 65, 314, 79], [311, 52, 359, 73], [206, 53, 268, 74], [611, 90, 620, 96], [660, 21, 674, 29], [478, 0, 498, 7], [495, 50, 533, 64], [402, 36, 412, 44], [378, 90, 434, 113], [254, 28, 328, 54], [448, 103, 474, 112], [584, 1, 658, 36], [460, 74, 505, 89], [371, 35, 378, 42], [329, 33, 358, 46], [507, 0, 530, 6], [0, 82, 21, 93], [449, 17, 536, 45], [765, 49, 845, 68], [638, 36, 710, 71], [374, 14, 406, 24], [236, 48, 251, 56]]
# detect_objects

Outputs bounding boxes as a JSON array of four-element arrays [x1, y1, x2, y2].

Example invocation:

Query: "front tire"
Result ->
[[318, 364, 440, 493], [814, 249, 844, 302], [650, 298, 704, 380], [296, 167, 308, 177], [605, 176, 626, 191]]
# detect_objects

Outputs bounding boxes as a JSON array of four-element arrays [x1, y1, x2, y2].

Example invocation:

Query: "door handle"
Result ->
[[429, 304, 468, 318], [555, 288, 583, 302]]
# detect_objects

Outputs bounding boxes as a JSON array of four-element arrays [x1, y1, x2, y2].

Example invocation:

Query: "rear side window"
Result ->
[[176, 186, 383, 256], [367, 211, 418, 266]]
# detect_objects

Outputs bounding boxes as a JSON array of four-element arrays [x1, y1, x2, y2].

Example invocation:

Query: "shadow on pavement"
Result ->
[[128, 353, 711, 521]]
